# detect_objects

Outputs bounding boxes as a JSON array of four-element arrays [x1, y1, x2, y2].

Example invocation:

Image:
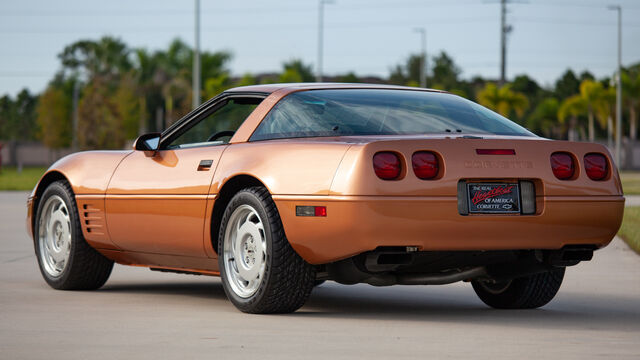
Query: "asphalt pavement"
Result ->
[[1, 191, 639, 359]]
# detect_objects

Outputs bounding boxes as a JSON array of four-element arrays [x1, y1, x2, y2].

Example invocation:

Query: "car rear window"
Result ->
[[249, 89, 535, 141]]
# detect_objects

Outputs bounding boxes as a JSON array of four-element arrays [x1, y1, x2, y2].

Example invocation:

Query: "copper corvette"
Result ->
[[27, 84, 624, 313]]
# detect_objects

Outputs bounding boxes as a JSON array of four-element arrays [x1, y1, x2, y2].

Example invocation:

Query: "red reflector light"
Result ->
[[373, 152, 401, 180], [584, 153, 608, 181], [412, 151, 439, 179], [550, 152, 575, 180], [476, 149, 516, 155], [314, 206, 327, 217]]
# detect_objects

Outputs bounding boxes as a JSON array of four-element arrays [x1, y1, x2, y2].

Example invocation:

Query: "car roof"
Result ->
[[225, 82, 447, 95]]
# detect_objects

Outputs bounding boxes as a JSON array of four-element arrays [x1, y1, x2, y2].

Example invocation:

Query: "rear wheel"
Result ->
[[471, 268, 565, 309], [218, 187, 316, 313], [34, 181, 114, 290]]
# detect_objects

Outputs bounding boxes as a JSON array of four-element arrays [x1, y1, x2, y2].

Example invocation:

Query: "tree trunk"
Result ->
[[629, 103, 637, 170], [630, 104, 637, 141], [568, 116, 578, 141], [155, 107, 163, 133], [579, 126, 587, 141], [607, 116, 613, 150], [165, 96, 173, 128], [138, 97, 147, 136], [8, 140, 17, 167], [588, 109, 595, 142]]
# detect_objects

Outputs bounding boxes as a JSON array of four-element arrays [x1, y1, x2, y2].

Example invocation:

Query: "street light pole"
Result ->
[[608, 5, 622, 165], [193, 0, 201, 109], [317, 0, 333, 82], [500, 0, 507, 85], [413, 28, 427, 88]]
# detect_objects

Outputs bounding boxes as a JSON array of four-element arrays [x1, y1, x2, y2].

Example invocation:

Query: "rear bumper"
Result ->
[[274, 195, 625, 264]]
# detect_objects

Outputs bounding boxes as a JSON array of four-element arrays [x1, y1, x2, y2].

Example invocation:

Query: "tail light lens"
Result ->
[[373, 152, 401, 180], [550, 152, 575, 180], [412, 151, 439, 179], [584, 153, 608, 180]]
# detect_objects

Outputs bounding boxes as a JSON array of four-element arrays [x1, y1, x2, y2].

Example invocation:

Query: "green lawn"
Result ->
[[621, 171, 640, 195], [619, 206, 640, 254], [0, 167, 47, 191]]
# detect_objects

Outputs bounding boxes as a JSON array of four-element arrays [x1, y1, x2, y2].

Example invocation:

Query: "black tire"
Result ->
[[218, 187, 316, 313], [471, 268, 565, 309], [34, 180, 114, 290]]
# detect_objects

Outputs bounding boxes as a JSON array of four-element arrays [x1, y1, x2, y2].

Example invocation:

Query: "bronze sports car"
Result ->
[[27, 83, 624, 313]]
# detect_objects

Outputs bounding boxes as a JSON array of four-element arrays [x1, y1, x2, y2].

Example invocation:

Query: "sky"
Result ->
[[1, 0, 639, 97]]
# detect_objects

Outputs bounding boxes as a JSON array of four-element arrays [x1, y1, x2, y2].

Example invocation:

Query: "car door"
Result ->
[[105, 95, 263, 257]]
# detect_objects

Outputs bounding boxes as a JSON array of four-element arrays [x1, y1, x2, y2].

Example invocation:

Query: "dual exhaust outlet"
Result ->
[[326, 246, 594, 287]]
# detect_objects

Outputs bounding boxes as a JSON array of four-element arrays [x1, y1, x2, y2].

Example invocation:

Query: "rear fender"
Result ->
[[329, 138, 623, 197]]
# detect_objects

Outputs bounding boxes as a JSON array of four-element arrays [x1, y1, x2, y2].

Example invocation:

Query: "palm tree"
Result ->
[[477, 83, 529, 119], [528, 97, 561, 139], [593, 87, 617, 148], [578, 79, 603, 142], [132, 48, 169, 133], [558, 95, 587, 141], [59, 36, 132, 80], [162, 75, 192, 127], [622, 70, 640, 141]]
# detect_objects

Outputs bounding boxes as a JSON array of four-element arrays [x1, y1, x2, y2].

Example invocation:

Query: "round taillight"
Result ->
[[373, 152, 401, 180], [412, 151, 439, 179], [550, 152, 575, 180], [584, 153, 608, 181]]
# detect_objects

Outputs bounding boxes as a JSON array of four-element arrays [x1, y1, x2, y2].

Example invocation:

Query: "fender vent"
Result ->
[[74, 196, 117, 249], [79, 202, 105, 236]]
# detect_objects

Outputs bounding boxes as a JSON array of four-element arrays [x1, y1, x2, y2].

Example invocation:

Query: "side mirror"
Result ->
[[133, 133, 161, 155]]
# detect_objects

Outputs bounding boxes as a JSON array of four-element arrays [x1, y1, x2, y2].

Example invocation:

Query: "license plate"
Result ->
[[467, 183, 521, 214]]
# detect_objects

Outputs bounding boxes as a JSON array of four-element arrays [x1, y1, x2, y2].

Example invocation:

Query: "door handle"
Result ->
[[197, 159, 214, 171]]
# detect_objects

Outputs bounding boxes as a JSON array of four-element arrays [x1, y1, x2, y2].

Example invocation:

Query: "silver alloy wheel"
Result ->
[[222, 204, 267, 298], [38, 195, 72, 277]]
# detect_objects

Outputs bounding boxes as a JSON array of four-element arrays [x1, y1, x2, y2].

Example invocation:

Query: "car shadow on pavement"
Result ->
[[296, 283, 640, 331], [100, 280, 228, 301], [96, 280, 639, 331]]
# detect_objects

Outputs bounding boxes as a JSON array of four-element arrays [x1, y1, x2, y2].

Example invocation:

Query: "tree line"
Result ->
[[0, 36, 638, 150]]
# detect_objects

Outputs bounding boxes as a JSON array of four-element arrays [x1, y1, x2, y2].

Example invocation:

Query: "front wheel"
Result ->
[[218, 187, 316, 313], [34, 181, 114, 290], [471, 268, 565, 309]]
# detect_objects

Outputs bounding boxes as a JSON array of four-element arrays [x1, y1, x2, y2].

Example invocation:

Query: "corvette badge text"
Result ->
[[464, 160, 534, 169]]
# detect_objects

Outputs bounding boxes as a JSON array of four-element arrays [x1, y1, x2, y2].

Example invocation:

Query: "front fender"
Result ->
[[40, 151, 132, 195], [27, 151, 131, 242]]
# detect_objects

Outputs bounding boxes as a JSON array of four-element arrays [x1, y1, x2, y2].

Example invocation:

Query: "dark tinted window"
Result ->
[[167, 98, 259, 149], [250, 89, 534, 141]]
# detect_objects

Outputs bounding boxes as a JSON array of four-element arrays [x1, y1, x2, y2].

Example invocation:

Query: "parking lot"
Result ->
[[1, 191, 639, 359]]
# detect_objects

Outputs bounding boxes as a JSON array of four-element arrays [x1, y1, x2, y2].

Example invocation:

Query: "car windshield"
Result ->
[[250, 89, 535, 141]]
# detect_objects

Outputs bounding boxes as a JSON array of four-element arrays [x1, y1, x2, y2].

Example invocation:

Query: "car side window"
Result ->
[[166, 98, 261, 149]]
